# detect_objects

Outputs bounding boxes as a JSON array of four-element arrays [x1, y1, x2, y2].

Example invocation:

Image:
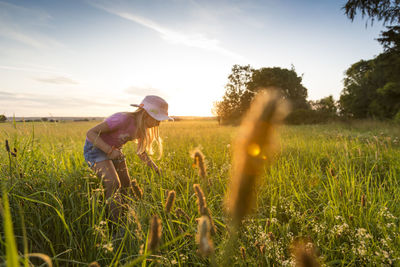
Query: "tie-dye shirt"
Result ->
[[99, 112, 137, 148]]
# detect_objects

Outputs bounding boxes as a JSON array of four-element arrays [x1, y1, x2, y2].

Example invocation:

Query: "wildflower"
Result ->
[[165, 190, 176, 214], [88, 261, 100, 267], [147, 215, 162, 252], [102, 242, 114, 253], [226, 89, 289, 224], [196, 216, 214, 257]]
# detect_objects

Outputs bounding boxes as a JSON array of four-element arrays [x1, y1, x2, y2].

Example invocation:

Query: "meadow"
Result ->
[[0, 118, 399, 266]]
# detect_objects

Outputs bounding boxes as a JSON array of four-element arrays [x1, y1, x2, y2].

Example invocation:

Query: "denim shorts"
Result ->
[[83, 139, 109, 167]]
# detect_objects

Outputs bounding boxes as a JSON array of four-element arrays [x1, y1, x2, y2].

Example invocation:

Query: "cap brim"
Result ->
[[150, 113, 174, 121]]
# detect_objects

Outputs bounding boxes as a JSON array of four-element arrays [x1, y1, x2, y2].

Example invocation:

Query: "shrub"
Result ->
[[285, 109, 338, 125]]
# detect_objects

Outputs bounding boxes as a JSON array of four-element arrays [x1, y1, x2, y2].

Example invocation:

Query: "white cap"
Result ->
[[131, 95, 173, 121]]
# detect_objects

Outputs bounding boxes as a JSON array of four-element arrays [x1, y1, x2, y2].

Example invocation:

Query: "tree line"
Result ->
[[214, 0, 400, 124]]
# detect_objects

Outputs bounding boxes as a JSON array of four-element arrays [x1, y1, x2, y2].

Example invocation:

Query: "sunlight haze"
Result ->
[[0, 0, 385, 117]]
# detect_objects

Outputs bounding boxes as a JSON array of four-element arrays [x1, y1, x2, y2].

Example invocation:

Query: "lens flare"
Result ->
[[247, 143, 260, 157]]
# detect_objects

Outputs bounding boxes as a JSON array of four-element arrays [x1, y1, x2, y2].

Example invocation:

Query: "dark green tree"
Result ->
[[214, 65, 308, 123], [247, 66, 309, 110], [343, 0, 400, 25], [0, 115, 6, 122], [339, 0, 400, 119]]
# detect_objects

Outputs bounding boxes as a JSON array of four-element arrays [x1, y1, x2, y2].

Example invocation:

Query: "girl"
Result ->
[[83, 95, 172, 221]]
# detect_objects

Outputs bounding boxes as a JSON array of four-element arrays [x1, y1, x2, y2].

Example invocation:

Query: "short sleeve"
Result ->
[[104, 113, 127, 131]]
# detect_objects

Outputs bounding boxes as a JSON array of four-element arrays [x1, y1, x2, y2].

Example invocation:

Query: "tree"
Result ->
[[311, 95, 338, 115], [339, 55, 400, 118], [0, 115, 6, 122], [247, 66, 309, 110], [343, 0, 400, 25], [213, 65, 253, 123], [340, 0, 400, 119], [214, 65, 309, 124]]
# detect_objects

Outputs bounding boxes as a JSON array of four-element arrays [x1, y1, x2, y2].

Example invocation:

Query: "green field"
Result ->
[[1, 120, 399, 266]]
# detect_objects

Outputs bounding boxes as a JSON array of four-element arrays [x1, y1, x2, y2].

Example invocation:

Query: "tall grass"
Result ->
[[0, 119, 399, 266]]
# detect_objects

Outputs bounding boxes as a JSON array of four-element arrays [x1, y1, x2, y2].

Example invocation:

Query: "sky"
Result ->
[[0, 0, 386, 117]]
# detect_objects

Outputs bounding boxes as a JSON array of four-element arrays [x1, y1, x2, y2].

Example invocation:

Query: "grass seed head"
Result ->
[[226, 89, 289, 224], [291, 239, 320, 267], [193, 184, 207, 215], [240, 246, 246, 260], [196, 216, 214, 257], [191, 148, 207, 179], [147, 214, 162, 252], [165, 190, 176, 214], [361, 194, 366, 207], [131, 179, 143, 200], [5, 139, 10, 152]]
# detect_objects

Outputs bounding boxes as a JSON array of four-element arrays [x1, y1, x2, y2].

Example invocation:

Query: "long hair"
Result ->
[[130, 108, 163, 159]]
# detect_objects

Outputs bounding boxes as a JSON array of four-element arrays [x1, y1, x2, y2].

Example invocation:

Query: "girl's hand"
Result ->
[[108, 148, 124, 160]]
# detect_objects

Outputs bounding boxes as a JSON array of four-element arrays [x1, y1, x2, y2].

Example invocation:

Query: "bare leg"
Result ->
[[92, 160, 122, 222]]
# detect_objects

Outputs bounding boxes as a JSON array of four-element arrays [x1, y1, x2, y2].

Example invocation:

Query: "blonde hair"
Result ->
[[130, 108, 163, 158]]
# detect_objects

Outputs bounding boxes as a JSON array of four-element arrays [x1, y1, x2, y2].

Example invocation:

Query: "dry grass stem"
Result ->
[[226, 89, 289, 224], [147, 215, 162, 252], [175, 208, 190, 222], [165, 190, 176, 213], [196, 216, 214, 257]]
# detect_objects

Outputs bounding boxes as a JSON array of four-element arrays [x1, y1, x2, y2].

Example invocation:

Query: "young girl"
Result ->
[[83, 95, 172, 221]]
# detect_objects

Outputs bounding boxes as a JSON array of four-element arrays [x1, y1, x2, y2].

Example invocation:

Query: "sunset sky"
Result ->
[[0, 0, 385, 117]]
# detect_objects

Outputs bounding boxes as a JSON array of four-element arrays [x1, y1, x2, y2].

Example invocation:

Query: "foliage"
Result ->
[[340, 0, 400, 120], [339, 52, 400, 119], [285, 109, 338, 125], [343, 0, 400, 25], [247, 66, 309, 110], [214, 65, 308, 124], [310, 95, 338, 115], [0, 115, 6, 123]]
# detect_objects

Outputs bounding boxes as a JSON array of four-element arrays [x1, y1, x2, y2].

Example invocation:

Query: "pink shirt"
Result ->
[[100, 112, 137, 148]]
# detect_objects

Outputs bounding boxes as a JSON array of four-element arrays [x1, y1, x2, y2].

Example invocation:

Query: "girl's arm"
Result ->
[[86, 122, 122, 159], [137, 151, 160, 174]]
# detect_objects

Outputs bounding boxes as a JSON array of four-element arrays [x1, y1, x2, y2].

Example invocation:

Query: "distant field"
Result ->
[[0, 120, 399, 266]]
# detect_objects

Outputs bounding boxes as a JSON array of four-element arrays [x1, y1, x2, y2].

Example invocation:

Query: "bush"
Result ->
[[285, 109, 338, 125]]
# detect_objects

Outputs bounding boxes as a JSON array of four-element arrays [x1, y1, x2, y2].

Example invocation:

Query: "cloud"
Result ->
[[0, 1, 64, 49], [90, 2, 243, 60], [124, 85, 163, 96], [0, 90, 106, 108], [33, 76, 79, 85]]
